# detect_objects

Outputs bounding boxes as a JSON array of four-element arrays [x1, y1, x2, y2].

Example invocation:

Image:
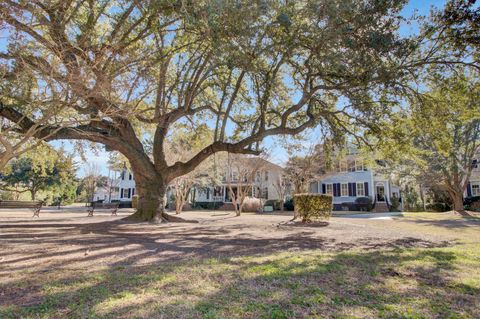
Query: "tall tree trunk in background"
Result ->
[[448, 187, 470, 216], [30, 189, 36, 200], [419, 184, 426, 211]]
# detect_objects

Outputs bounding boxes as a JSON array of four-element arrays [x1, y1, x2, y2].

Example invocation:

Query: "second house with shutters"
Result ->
[[309, 153, 402, 212]]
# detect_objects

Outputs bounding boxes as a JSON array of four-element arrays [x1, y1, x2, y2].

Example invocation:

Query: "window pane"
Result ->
[[356, 183, 365, 196], [341, 183, 348, 196], [326, 184, 333, 195], [473, 184, 480, 196]]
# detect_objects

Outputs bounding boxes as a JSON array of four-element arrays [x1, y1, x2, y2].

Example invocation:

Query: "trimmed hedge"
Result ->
[[294, 193, 332, 223], [464, 196, 480, 212], [265, 199, 282, 210], [192, 201, 224, 210]]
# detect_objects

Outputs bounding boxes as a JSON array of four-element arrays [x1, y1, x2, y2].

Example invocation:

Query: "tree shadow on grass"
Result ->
[[407, 216, 480, 229], [1, 245, 478, 319]]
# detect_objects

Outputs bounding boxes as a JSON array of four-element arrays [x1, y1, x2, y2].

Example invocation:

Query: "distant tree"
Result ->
[[0, 149, 76, 201], [381, 74, 480, 215], [272, 174, 290, 212], [225, 154, 266, 216], [77, 163, 107, 203]]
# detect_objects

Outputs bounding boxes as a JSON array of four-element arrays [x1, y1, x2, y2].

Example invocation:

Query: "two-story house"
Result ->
[[194, 158, 284, 204], [310, 151, 401, 212], [466, 157, 480, 198], [93, 168, 136, 203], [94, 158, 285, 206]]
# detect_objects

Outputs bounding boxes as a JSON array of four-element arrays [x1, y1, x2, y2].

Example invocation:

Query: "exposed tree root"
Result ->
[[452, 210, 473, 217], [124, 210, 198, 223]]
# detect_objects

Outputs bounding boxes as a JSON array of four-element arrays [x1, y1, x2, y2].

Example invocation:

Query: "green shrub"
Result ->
[[294, 193, 332, 223], [389, 196, 401, 212], [192, 201, 224, 210], [464, 196, 480, 212], [355, 197, 373, 211], [265, 199, 282, 210], [284, 199, 294, 211]]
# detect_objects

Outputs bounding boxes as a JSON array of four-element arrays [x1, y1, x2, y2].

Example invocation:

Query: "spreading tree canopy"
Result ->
[[0, 0, 468, 222]]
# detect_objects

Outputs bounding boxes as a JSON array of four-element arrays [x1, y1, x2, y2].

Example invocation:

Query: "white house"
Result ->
[[466, 157, 480, 198], [93, 169, 135, 203], [194, 158, 285, 204], [310, 152, 401, 212], [94, 158, 285, 205]]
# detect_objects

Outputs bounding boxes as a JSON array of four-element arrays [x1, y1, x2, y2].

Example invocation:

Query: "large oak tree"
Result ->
[[0, 0, 450, 222]]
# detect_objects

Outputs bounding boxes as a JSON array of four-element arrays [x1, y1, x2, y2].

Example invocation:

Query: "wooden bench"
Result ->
[[0, 200, 44, 217], [87, 202, 120, 217]]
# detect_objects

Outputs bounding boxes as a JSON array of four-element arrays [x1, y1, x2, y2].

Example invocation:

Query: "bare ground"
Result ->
[[1, 207, 479, 318]]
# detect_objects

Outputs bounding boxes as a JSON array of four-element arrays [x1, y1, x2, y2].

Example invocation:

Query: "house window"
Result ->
[[121, 171, 125, 180], [340, 161, 347, 172], [473, 184, 480, 196], [356, 183, 365, 196], [256, 172, 261, 182], [341, 183, 348, 197], [264, 171, 269, 181], [129, 173, 132, 180], [355, 160, 364, 171], [326, 184, 333, 195], [263, 187, 268, 199], [348, 160, 356, 172]]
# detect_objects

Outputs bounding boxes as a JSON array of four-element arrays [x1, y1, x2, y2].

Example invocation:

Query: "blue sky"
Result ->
[[1, 0, 448, 176]]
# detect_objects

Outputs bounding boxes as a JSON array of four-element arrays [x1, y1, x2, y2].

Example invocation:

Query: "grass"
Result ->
[[1, 213, 479, 319]]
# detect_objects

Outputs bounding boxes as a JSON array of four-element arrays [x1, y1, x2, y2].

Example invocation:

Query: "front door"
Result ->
[[376, 185, 385, 202]]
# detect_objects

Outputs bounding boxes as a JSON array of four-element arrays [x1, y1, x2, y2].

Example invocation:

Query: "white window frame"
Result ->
[[355, 160, 364, 172], [340, 161, 348, 172], [472, 183, 480, 196], [356, 182, 365, 197], [326, 183, 333, 195], [341, 183, 348, 197]]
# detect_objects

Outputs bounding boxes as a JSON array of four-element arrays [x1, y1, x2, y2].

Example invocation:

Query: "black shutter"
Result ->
[[348, 183, 353, 196], [336, 183, 341, 197], [333, 184, 338, 197], [322, 184, 326, 194], [364, 182, 369, 197], [120, 188, 123, 198], [467, 183, 472, 197], [352, 183, 357, 196], [127, 188, 131, 198], [132, 188, 135, 196]]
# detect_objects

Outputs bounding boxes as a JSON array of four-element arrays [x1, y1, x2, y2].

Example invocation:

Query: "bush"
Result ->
[[265, 199, 282, 210], [243, 197, 262, 212], [192, 201, 224, 210], [355, 197, 373, 211], [284, 198, 294, 211], [426, 202, 449, 212], [464, 196, 480, 212], [389, 197, 401, 212], [294, 193, 332, 223]]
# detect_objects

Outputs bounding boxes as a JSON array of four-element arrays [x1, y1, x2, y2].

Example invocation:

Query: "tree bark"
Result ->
[[125, 174, 196, 223], [449, 188, 471, 217]]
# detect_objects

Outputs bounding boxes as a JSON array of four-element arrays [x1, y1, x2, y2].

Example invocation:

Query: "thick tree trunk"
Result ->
[[449, 188, 471, 217], [30, 189, 36, 201], [126, 176, 196, 223]]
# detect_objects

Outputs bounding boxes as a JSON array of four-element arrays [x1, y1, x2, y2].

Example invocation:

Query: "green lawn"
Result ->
[[1, 213, 479, 319]]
